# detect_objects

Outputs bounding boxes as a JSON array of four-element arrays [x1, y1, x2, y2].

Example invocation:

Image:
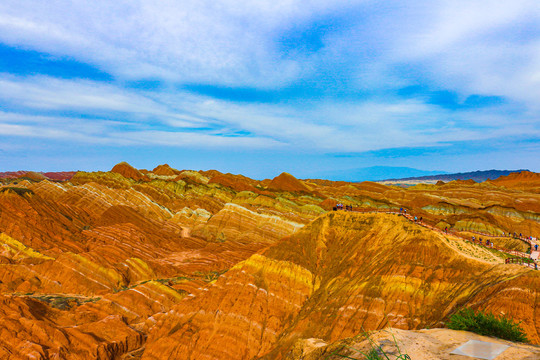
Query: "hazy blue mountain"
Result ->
[[384, 169, 529, 182], [310, 166, 446, 182]]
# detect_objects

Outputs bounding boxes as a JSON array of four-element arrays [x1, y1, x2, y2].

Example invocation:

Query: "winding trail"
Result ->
[[345, 208, 538, 270]]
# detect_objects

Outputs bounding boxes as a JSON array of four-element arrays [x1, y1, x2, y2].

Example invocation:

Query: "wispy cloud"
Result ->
[[0, 72, 537, 154], [0, 1, 346, 86], [0, 1, 539, 172]]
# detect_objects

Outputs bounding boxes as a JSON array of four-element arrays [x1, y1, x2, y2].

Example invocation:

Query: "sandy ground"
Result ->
[[296, 328, 540, 360]]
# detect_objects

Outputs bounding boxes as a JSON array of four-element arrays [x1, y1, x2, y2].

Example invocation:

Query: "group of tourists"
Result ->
[[334, 204, 538, 255], [471, 236, 494, 248], [333, 203, 354, 211], [333, 202, 539, 270], [400, 208, 426, 224], [509, 232, 539, 242]]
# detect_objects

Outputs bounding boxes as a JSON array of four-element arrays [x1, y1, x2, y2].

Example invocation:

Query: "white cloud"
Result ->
[[1, 73, 537, 154], [0, 109, 284, 148], [1, 0, 539, 104], [0, 74, 217, 130], [0, 74, 165, 113], [0, 0, 353, 86], [0, 1, 539, 162], [386, 0, 540, 106], [112, 130, 282, 148]]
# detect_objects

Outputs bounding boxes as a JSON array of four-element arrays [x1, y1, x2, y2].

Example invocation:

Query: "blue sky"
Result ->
[[0, 1, 539, 179]]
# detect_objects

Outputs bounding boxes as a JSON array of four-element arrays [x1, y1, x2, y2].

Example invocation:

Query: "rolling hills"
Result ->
[[0, 164, 538, 359]]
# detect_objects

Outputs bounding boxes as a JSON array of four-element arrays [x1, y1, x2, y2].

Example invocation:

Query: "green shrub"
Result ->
[[325, 331, 411, 360], [447, 308, 528, 343]]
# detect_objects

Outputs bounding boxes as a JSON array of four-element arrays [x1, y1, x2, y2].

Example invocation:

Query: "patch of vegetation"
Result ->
[[484, 247, 513, 259], [0, 187, 34, 196], [447, 308, 528, 343], [325, 331, 410, 360], [215, 231, 226, 242], [115, 285, 130, 293], [32, 295, 101, 310], [114, 271, 225, 296], [193, 269, 227, 282], [154, 275, 194, 285]]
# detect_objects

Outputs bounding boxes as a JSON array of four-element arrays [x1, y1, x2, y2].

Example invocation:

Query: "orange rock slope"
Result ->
[[142, 212, 539, 359], [0, 165, 539, 359]]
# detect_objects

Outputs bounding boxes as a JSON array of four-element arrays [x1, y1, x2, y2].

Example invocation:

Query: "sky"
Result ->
[[0, 0, 539, 179]]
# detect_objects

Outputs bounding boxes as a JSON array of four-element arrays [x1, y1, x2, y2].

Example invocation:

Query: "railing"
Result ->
[[505, 257, 538, 270], [334, 207, 538, 270]]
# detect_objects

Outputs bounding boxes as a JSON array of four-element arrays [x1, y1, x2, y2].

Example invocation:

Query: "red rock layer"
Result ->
[[0, 295, 145, 360], [152, 164, 181, 176], [42, 171, 77, 181], [111, 162, 149, 182], [492, 170, 540, 188], [0, 171, 75, 181], [209, 173, 260, 192], [267, 172, 311, 193], [18, 171, 48, 181]]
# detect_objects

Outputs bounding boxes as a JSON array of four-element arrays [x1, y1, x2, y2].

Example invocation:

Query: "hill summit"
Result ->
[[491, 170, 540, 188], [267, 172, 311, 192], [111, 162, 149, 181], [152, 164, 181, 176]]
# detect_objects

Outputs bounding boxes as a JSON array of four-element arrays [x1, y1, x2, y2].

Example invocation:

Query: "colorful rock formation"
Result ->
[[0, 166, 538, 359], [267, 172, 312, 193], [142, 212, 539, 359], [111, 162, 150, 182], [0, 171, 76, 182], [152, 164, 182, 176]]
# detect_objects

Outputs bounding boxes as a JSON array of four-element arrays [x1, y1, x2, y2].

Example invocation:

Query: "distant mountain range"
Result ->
[[381, 169, 530, 183], [310, 166, 447, 182]]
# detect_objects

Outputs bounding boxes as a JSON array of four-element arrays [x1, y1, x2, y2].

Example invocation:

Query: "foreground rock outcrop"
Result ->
[[286, 327, 540, 360]]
